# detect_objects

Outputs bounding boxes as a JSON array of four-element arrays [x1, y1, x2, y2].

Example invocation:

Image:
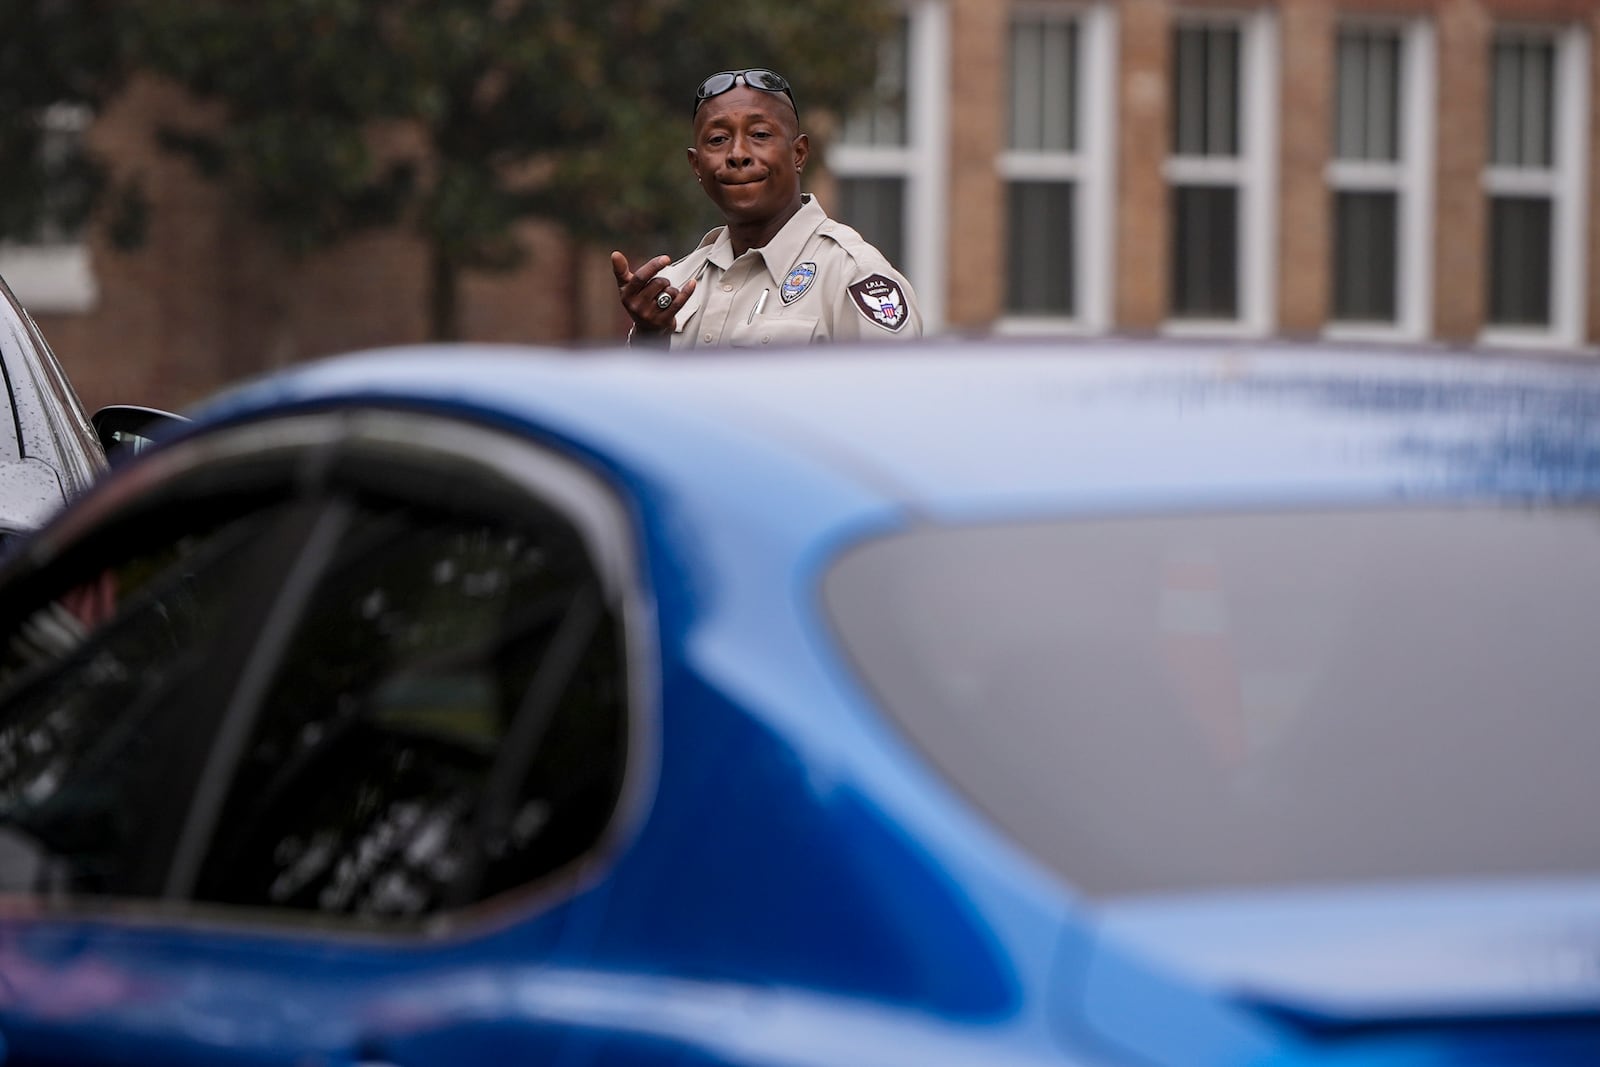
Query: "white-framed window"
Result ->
[[1481, 24, 1589, 348], [997, 2, 1117, 334], [829, 0, 949, 330], [1325, 18, 1435, 341], [0, 104, 97, 314], [1163, 9, 1277, 336]]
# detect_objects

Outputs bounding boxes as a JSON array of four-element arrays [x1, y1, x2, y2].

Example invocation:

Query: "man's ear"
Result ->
[[792, 133, 810, 173], [687, 147, 702, 180]]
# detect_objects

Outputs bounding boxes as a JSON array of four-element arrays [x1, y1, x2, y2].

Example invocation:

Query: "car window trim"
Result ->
[[300, 410, 660, 936], [70, 406, 658, 938]]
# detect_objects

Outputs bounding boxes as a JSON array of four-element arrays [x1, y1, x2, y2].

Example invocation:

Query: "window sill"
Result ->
[[1161, 318, 1264, 340], [1478, 327, 1591, 353], [1324, 322, 1426, 345], [0, 244, 97, 314], [995, 315, 1092, 336]]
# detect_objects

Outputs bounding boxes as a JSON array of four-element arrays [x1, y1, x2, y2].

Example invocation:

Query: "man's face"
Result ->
[[688, 86, 808, 228]]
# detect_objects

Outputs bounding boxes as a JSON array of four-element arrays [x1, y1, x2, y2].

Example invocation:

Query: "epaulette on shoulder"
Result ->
[[817, 219, 887, 273]]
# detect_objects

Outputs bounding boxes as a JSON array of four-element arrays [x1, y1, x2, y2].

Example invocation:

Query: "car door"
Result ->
[[0, 409, 649, 1067]]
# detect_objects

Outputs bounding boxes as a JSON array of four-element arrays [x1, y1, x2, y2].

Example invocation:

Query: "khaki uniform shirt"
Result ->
[[654, 195, 922, 349]]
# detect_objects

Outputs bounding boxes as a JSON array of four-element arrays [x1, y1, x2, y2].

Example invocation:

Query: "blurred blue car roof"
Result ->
[[193, 340, 1600, 520]]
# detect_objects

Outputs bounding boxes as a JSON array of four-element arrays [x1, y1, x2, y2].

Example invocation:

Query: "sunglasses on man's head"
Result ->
[[693, 68, 798, 118]]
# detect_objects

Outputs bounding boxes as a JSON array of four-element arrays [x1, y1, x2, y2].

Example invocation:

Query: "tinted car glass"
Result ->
[[0, 505, 308, 898], [193, 493, 627, 922], [826, 507, 1600, 898]]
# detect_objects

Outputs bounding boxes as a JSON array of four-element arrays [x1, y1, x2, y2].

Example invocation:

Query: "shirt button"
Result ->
[[703, 333, 713, 343], [762, 335, 771, 344], [722, 284, 733, 292]]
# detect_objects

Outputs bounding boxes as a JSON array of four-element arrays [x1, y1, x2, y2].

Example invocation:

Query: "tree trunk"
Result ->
[[428, 241, 460, 341]]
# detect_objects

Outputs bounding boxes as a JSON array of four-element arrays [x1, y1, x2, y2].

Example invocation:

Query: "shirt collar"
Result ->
[[704, 194, 828, 287]]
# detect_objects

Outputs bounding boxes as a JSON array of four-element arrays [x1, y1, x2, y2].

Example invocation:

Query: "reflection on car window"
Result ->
[[0, 512, 290, 897], [194, 499, 627, 923], [827, 507, 1600, 898]]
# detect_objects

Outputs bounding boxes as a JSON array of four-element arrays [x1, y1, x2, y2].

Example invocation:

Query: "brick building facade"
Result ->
[[7, 0, 1600, 411]]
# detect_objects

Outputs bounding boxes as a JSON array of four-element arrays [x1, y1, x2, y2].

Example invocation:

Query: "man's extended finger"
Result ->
[[610, 251, 632, 287], [631, 254, 673, 286]]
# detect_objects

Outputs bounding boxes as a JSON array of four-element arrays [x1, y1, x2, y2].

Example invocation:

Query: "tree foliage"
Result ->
[[135, 0, 899, 339], [0, 0, 141, 247]]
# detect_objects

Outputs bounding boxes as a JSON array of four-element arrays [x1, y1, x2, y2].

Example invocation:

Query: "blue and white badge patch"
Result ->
[[847, 274, 909, 332], [781, 261, 817, 304]]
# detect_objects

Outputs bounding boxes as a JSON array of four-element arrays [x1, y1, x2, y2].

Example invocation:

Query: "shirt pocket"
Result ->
[[739, 315, 819, 348]]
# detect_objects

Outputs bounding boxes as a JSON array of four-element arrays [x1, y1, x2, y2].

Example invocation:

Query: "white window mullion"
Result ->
[[1077, 2, 1117, 333], [1399, 17, 1436, 340], [1242, 6, 1278, 336], [1000, 153, 1082, 181], [1552, 25, 1589, 348], [1484, 167, 1562, 196], [827, 146, 918, 176], [1328, 161, 1404, 190], [1164, 157, 1248, 185]]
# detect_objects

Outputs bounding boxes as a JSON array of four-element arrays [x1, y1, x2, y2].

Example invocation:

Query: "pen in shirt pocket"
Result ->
[[748, 288, 770, 325]]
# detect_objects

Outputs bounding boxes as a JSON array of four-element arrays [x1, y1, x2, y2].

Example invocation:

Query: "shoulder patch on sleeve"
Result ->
[[848, 274, 911, 333]]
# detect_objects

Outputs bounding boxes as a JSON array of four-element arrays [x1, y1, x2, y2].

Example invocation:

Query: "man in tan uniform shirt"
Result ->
[[612, 68, 922, 348]]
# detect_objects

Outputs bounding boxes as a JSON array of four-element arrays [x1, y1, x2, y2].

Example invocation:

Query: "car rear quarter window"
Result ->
[[0, 500, 314, 898], [825, 506, 1600, 898], [0, 413, 639, 924], [191, 492, 628, 922]]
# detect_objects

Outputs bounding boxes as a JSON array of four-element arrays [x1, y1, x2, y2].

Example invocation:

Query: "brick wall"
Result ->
[[1278, 0, 1335, 336], [22, 0, 1600, 414], [1434, 0, 1492, 340], [946, 0, 1007, 329], [1117, 0, 1175, 332]]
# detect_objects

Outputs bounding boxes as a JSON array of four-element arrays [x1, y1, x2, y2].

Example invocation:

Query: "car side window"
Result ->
[[0, 502, 311, 898], [191, 492, 628, 923]]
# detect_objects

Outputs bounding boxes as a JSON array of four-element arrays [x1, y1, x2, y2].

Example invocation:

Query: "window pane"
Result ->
[[1491, 37, 1555, 168], [0, 505, 301, 898], [1006, 181, 1075, 316], [194, 499, 626, 921], [1488, 195, 1553, 326], [1174, 24, 1241, 157], [36, 105, 93, 243], [1335, 29, 1401, 161], [1332, 191, 1398, 322], [1171, 185, 1238, 318], [825, 507, 1600, 897], [837, 177, 906, 272], [1010, 18, 1078, 152], [842, 16, 910, 147]]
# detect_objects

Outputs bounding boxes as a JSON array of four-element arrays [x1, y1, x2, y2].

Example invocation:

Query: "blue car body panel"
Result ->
[[2, 342, 1599, 1066]]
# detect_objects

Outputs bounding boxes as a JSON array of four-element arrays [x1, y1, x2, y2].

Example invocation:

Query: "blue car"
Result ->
[[0, 341, 1595, 1066]]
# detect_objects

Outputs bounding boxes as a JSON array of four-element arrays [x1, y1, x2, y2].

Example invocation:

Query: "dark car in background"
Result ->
[[0, 274, 107, 545], [0, 342, 1595, 1066], [0, 274, 179, 550]]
